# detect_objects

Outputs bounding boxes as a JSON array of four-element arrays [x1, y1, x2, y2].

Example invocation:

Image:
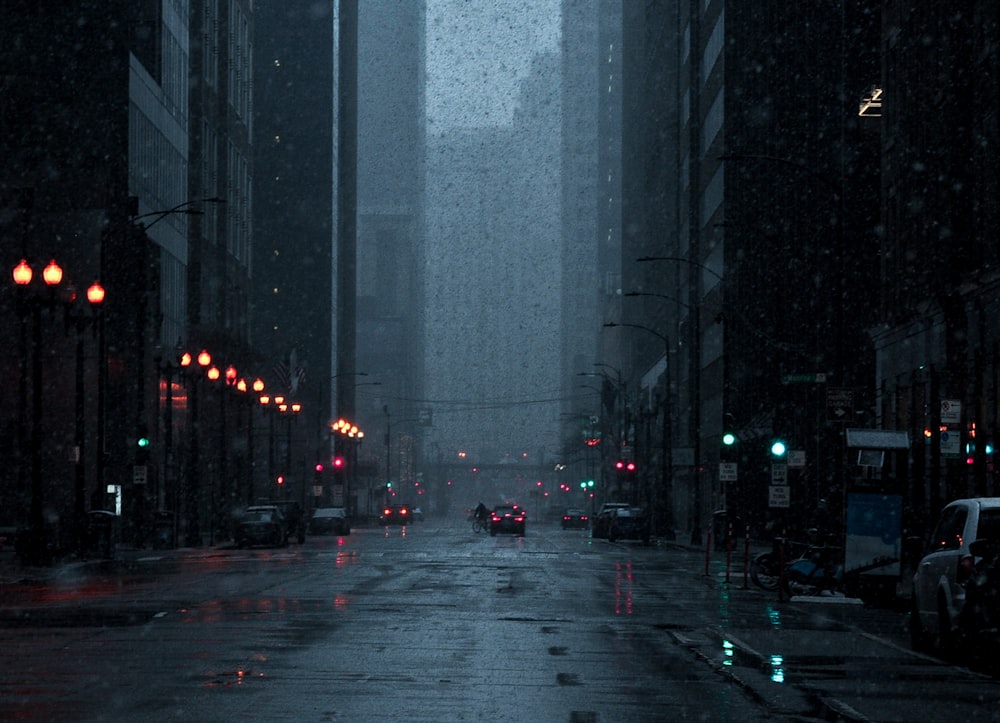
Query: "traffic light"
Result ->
[[333, 456, 345, 470], [136, 429, 150, 464], [769, 439, 787, 458], [722, 432, 737, 446], [276, 474, 286, 486], [614, 460, 637, 480]]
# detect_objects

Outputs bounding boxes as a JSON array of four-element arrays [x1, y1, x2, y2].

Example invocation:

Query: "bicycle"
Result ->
[[472, 517, 488, 533], [750, 533, 844, 596]]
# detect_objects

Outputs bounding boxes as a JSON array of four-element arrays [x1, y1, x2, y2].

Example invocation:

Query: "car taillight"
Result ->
[[401, 509, 409, 516], [581, 516, 588, 521], [959, 553, 977, 583], [383, 508, 391, 516], [491, 515, 500, 522]]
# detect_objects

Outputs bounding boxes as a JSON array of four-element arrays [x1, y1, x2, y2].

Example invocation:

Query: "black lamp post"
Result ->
[[237, 376, 265, 506], [604, 321, 675, 540], [179, 348, 212, 546], [12, 259, 104, 563], [282, 400, 303, 500], [154, 338, 187, 548], [384, 405, 392, 503], [70, 280, 106, 556], [330, 417, 364, 514]]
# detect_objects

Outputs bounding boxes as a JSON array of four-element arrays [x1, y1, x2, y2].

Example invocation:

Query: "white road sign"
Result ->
[[769, 485, 790, 508]]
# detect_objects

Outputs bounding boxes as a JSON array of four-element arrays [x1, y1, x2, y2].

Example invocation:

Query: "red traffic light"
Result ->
[[315, 463, 324, 472], [333, 456, 345, 469], [276, 475, 285, 486], [626, 461, 636, 472]]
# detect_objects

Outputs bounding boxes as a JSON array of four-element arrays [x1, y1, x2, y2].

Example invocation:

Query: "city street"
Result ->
[[0, 516, 997, 722]]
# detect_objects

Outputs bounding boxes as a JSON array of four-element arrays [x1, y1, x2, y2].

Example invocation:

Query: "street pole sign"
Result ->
[[769, 485, 790, 508], [782, 372, 827, 384], [718, 462, 738, 481], [827, 387, 855, 422]]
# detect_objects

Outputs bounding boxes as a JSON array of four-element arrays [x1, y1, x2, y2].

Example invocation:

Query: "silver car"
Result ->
[[911, 497, 1000, 653]]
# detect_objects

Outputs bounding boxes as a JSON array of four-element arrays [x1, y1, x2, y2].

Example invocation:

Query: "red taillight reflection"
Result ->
[[959, 554, 976, 583]]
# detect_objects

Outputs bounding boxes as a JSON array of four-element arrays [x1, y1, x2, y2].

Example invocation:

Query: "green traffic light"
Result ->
[[770, 440, 787, 457], [137, 437, 150, 448], [722, 433, 737, 446]]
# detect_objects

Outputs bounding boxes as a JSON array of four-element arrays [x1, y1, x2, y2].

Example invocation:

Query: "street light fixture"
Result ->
[[179, 348, 212, 545], [12, 258, 104, 563], [604, 321, 675, 540]]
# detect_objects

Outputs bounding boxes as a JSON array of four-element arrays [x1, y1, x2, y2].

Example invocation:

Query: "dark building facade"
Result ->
[[0, 1, 258, 558], [356, 0, 426, 518], [873, 3, 1000, 531], [613, 1, 1000, 547], [615, 1, 882, 541], [252, 2, 335, 509]]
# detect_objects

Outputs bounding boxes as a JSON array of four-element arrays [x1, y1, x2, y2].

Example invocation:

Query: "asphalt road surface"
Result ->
[[0, 516, 997, 722]]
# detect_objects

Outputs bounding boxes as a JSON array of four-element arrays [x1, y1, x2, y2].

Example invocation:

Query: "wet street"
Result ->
[[1, 517, 999, 722]]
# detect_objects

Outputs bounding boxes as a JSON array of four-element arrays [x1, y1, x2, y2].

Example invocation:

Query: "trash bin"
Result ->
[[86, 510, 118, 559], [712, 510, 742, 549]]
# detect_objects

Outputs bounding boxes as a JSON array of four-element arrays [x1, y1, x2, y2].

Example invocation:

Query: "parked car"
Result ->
[[264, 499, 307, 543], [490, 504, 526, 536], [591, 502, 630, 539], [607, 507, 650, 544], [561, 508, 589, 529], [911, 497, 1000, 654], [235, 506, 287, 548], [309, 507, 351, 536], [380, 504, 411, 525]]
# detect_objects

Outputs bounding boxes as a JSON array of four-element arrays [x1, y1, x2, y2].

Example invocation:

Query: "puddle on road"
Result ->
[[719, 635, 966, 686]]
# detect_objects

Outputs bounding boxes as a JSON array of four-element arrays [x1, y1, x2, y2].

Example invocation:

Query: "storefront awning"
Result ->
[[845, 428, 910, 449]]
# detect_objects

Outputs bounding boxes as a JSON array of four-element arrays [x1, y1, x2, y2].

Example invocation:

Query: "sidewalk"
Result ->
[[0, 540, 231, 586]]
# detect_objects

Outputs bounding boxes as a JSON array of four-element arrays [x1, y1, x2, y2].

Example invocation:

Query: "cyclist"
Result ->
[[474, 501, 488, 523]]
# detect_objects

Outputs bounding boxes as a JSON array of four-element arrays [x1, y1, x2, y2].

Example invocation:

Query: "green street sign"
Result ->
[[781, 373, 827, 384]]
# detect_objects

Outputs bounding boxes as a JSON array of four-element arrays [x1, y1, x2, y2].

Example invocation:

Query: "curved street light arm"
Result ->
[[133, 196, 226, 230]]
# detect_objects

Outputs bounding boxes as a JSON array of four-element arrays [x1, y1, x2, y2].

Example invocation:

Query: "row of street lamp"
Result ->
[[159, 345, 310, 546], [12, 258, 106, 564], [7, 264, 313, 556]]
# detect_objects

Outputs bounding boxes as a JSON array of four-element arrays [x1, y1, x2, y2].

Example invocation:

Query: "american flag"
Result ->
[[273, 350, 306, 393]]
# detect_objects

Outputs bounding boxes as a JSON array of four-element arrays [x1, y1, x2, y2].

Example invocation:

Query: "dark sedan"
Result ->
[[608, 507, 651, 544], [380, 504, 411, 525], [561, 508, 589, 529], [490, 505, 526, 536], [235, 507, 287, 548], [309, 507, 351, 535]]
